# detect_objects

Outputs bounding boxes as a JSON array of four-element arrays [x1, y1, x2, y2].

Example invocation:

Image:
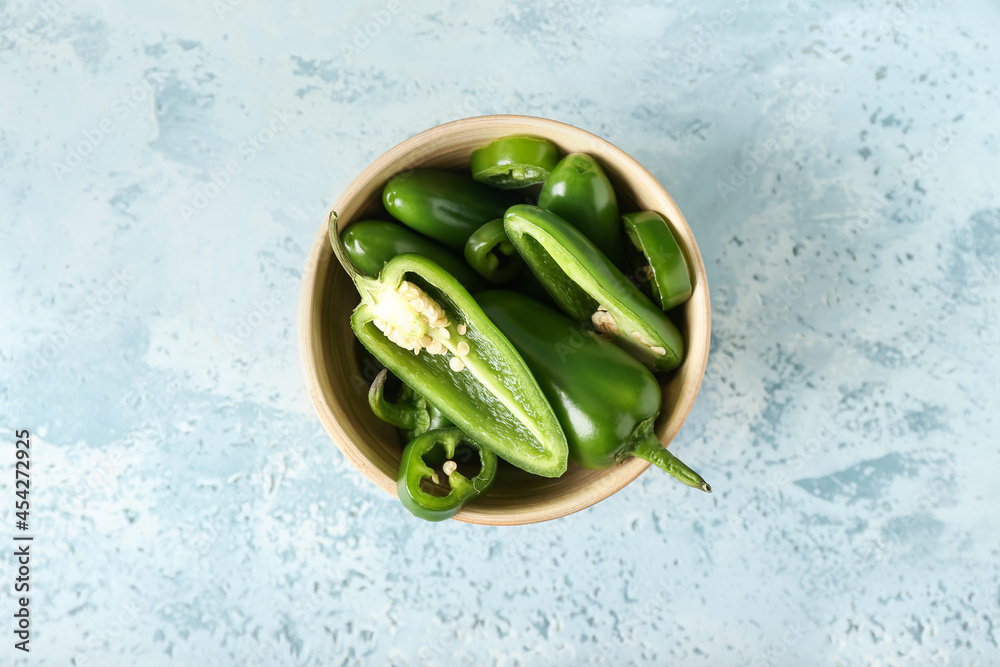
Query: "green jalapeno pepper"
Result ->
[[464, 218, 524, 284], [337, 231, 568, 477], [622, 211, 692, 311], [470, 136, 560, 189], [342, 219, 485, 291], [537, 153, 625, 268], [477, 290, 710, 492], [397, 427, 498, 521], [382, 169, 510, 251], [368, 369, 452, 443], [504, 205, 684, 372]]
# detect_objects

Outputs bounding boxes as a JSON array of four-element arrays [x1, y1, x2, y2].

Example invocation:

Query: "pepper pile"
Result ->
[[333, 135, 709, 521]]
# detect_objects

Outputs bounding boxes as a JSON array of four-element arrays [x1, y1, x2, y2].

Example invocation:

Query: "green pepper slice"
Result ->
[[345, 249, 568, 478], [342, 220, 485, 291], [537, 153, 625, 268], [470, 136, 560, 189], [477, 290, 710, 492], [463, 218, 553, 303], [464, 218, 524, 284], [383, 169, 510, 251], [397, 427, 498, 521], [368, 369, 452, 443], [504, 205, 684, 372], [622, 211, 692, 311]]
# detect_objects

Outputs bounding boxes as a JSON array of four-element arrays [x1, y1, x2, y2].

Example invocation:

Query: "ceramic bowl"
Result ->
[[298, 115, 710, 525]]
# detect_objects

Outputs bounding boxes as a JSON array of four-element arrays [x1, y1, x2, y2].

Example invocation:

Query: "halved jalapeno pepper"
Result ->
[[470, 136, 560, 189], [504, 205, 684, 372], [332, 221, 568, 477], [622, 211, 692, 311], [397, 427, 498, 521]]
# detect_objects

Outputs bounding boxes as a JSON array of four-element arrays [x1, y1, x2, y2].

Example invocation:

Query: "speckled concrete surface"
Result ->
[[2, 0, 998, 665]]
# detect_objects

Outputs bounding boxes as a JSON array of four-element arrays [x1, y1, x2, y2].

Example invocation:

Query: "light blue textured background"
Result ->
[[2, 0, 998, 665]]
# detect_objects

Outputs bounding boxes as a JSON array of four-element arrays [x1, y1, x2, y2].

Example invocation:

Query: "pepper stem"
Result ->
[[328, 211, 360, 281], [368, 369, 427, 431], [626, 419, 712, 493]]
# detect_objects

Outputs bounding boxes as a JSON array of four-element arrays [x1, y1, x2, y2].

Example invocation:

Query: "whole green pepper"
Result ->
[[477, 290, 710, 492], [342, 219, 485, 291], [338, 236, 568, 477], [397, 427, 498, 521], [368, 369, 452, 443], [383, 169, 510, 251], [470, 136, 560, 189], [504, 205, 684, 372], [622, 211, 692, 311], [537, 153, 625, 268], [464, 219, 524, 284]]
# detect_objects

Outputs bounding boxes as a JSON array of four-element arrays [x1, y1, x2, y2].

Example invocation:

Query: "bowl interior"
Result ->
[[299, 116, 710, 525]]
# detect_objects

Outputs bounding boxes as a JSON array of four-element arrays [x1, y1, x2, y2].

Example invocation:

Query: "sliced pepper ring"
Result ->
[[622, 211, 693, 311], [464, 218, 524, 284], [504, 205, 685, 372], [396, 427, 498, 521], [470, 136, 560, 189]]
